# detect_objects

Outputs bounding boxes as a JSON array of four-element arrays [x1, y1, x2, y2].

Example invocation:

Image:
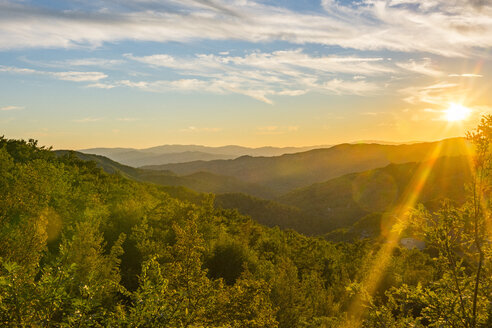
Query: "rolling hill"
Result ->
[[210, 155, 472, 235], [55, 151, 273, 198], [214, 193, 314, 234], [143, 138, 472, 195], [277, 155, 472, 230]]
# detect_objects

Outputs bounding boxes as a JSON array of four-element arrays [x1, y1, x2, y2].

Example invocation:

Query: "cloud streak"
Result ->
[[0, 105, 24, 111], [256, 125, 299, 135], [73, 117, 103, 123], [448, 73, 483, 78], [396, 58, 444, 77], [0, 65, 107, 82], [124, 50, 392, 76], [0, 0, 491, 56], [180, 126, 222, 132], [116, 50, 385, 103], [400, 82, 460, 105]]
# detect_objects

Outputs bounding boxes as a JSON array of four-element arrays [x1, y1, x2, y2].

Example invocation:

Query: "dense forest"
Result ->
[[0, 117, 491, 327]]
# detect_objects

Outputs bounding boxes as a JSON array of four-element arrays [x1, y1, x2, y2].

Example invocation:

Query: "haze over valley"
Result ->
[[71, 137, 472, 235]]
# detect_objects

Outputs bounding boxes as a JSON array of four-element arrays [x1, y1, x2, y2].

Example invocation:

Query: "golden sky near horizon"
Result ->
[[0, 0, 491, 149]]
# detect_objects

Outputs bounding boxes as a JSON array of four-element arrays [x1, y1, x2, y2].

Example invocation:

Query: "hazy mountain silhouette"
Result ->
[[80, 141, 421, 167], [143, 138, 471, 195], [79, 144, 329, 167]]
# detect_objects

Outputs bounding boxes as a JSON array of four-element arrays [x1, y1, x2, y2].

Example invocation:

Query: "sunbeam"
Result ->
[[340, 126, 482, 326]]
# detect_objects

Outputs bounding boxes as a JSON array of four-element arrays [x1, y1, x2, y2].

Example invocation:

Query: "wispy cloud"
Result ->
[[73, 117, 103, 123], [64, 58, 125, 67], [124, 50, 392, 76], [256, 126, 299, 135], [53, 71, 107, 82], [0, 1, 490, 56], [0, 65, 107, 82], [321, 79, 379, 96], [118, 50, 385, 103], [20, 57, 125, 69], [107, 74, 379, 104], [396, 58, 443, 77], [400, 82, 460, 105], [180, 126, 222, 132], [87, 82, 116, 89], [117, 117, 140, 122], [0, 105, 24, 111], [448, 73, 483, 78]]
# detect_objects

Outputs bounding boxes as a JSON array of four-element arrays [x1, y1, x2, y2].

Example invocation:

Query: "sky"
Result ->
[[0, 0, 491, 149]]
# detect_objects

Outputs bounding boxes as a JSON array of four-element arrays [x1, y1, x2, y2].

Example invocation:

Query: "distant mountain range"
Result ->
[[79, 144, 330, 167], [143, 138, 472, 195], [79, 140, 422, 167]]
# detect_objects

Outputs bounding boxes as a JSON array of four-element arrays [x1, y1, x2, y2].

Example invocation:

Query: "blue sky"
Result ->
[[0, 0, 491, 149]]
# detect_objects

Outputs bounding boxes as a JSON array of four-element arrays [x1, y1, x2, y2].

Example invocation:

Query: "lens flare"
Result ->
[[444, 103, 471, 122]]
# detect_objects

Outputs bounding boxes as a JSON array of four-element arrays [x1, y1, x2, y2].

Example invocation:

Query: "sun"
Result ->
[[444, 103, 471, 122]]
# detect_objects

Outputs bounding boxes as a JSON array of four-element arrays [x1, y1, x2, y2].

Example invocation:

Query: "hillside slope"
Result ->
[[213, 156, 470, 235], [278, 155, 471, 230], [214, 193, 314, 233], [1, 136, 371, 327], [65, 149, 472, 233], [58, 150, 472, 235], [144, 138, 471, 195], [56, 151, 273, 198]]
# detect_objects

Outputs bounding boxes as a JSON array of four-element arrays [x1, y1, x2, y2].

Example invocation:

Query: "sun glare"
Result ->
[[444, 103, 471, 122]]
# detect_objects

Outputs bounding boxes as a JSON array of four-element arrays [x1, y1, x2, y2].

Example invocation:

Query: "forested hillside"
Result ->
[[144, 138, 471, 194], [0, 137, 367, 327], [56, 151, 274, 199], [1, 126, 490, 327], [277, 155, 471, 231], [203, 156, 472, 236], [60, 151, 473, 236], [214, 193, 313, 233]]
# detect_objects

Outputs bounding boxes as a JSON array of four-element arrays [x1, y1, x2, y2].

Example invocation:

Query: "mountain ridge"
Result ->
[[78, 139, 428, 167], [79, 144, 330, 167], [143, 137, 471, 194]]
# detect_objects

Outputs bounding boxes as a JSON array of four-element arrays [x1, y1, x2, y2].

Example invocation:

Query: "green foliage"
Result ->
[[215, 193, 315, 235], [0, 136, 353, 327], [0, 128, 490, 327], [206, 240, 251, 285]]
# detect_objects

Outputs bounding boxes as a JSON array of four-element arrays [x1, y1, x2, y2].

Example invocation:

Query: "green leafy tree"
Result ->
[[217, 271, 278, 328]]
